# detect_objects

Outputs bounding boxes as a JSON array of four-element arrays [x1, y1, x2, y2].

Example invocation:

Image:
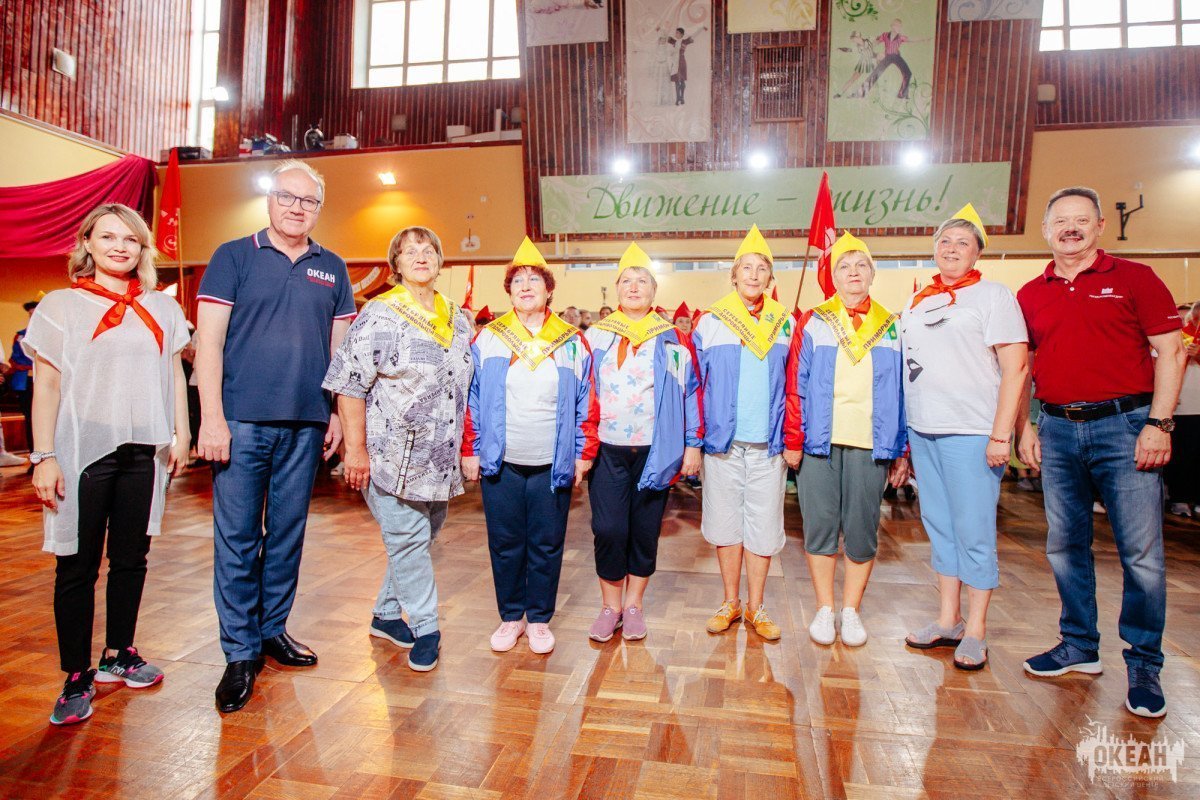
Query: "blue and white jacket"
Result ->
[[462, 325, 600, 490], [584, 327, 704, 490], [785, 307, 907, 460], [691, 310, 795, 456]]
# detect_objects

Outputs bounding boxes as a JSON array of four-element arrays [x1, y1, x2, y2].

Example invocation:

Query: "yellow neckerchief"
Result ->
[[488, 310, 579, 369], [708, 290, 788, 360], [590, 308, 673, 347], [373, 284, 456, 348], [812, 294, 897, 366]]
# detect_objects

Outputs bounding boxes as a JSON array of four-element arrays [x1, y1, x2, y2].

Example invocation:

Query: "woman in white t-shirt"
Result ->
[[25, 203, 189, 725], [899, 205, 1028, 671]]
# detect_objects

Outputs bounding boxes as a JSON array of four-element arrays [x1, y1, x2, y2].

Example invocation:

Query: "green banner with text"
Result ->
[[540, 162, 1012, 234]]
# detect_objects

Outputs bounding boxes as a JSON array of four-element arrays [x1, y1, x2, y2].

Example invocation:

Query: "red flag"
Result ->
[[463, 264, 475, 309], [913, 277, 920, 293], [771, 284, 780, 302], [156, 148, 182, 262], [807, 172, 837, 300]]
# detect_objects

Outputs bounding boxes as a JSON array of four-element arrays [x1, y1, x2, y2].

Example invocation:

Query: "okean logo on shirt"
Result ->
[[307, 267, 336, 287]]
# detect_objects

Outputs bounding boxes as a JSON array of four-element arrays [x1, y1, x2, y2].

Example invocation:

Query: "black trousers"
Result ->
[[1166, 415, 1200, 506], [17, 387, 33, 450], [54, 444, 155, 673], [865, 53, 913, 99], [481, 462, 572, 624], [588, 444, 670, 582]]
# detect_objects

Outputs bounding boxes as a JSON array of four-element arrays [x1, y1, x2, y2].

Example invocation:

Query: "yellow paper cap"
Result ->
[[512, 236, 548, 267], [734, 224, 773, 262], [949, 202, 988, 247], [618, 242, 653, 272], [830, 231, 872, 270]]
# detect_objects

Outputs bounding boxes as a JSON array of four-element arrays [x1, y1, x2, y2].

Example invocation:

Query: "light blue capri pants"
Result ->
[[907, 431, 1005, 590]]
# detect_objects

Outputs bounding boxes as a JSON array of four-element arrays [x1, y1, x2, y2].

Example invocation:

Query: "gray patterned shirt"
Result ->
[[322, 297, 474, 502]]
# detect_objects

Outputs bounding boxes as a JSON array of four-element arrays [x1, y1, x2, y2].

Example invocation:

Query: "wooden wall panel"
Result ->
[[1036, 48, 1200, 129], [215, 0, 522, 154], [213, 1, 1052, 239], [521, 2, 1041, 239], [0, 0, 191, 159]]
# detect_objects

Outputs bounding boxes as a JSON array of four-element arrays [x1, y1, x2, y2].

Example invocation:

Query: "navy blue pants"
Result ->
[[588, 444, 670, 582], [212, 421, 324, 662], [480, 462, 571, 624]]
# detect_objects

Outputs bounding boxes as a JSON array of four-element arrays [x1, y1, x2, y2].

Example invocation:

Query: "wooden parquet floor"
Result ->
[[0, 464, 1198, 799]]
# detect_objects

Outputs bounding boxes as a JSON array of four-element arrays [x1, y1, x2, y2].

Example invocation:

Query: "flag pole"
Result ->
[[793, 247, 811, 312]]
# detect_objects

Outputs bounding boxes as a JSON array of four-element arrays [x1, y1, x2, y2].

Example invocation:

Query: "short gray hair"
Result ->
[[934, 218, 984, 250], [1044, 186, 1101, 221], [271, 158, 326, 201]]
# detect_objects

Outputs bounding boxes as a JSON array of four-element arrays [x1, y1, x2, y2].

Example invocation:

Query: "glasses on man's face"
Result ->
[[271, 191, 321, 212]]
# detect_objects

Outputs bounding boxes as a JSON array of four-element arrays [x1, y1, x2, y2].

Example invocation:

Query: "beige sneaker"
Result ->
[[705, 599, 743, 633]]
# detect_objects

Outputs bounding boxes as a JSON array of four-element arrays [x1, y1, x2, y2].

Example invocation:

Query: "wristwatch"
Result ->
[[1145, 417, 1176, 433], [29, 450, 56, 465]]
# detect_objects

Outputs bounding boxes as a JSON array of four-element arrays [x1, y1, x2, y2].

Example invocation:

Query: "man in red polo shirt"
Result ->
[[1016, 186, 1184, 719]]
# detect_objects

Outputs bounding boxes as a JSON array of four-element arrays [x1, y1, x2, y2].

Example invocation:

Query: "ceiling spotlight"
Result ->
[[212, 86, 230, 103], [748, 151, 770, 170], [378, 171, 397, 186], [612, 157, 632, 176], [256, 175, 273, 193], [901, 148, 927, 169]]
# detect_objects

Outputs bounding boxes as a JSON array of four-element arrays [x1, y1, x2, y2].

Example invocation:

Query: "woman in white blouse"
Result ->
[[25, 203, 189, 725]]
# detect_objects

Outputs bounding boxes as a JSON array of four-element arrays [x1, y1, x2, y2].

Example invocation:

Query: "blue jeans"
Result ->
[[212, 421, 324, 662], [1038, 406, 1166, 670], [363, 482, 445, 637], [480, 462, 571, 624]]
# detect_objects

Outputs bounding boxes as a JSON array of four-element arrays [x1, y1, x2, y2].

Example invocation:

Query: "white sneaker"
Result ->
[[1169, 502, 1192, 518], [1092, 501, 1107, 515], [527, 623, 555, 654], [0, 452, 26, 467], [839, 607, 867, 647], [808, 606, 836, 645]]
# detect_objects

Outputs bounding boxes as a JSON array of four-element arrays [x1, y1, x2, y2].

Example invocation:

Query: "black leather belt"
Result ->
[[1042, 393, 1153, 422]]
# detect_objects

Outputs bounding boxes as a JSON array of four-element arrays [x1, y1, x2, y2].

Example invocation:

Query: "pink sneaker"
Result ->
[[588, 607, 622, 642], [490, 619, 526, 652], [621, 606, 647, 640], [527, 623, 555, 654]]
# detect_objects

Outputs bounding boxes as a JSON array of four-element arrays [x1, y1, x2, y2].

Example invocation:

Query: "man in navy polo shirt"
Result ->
[[1017, 186, 1184, 719], [195, 159, 356, 713]]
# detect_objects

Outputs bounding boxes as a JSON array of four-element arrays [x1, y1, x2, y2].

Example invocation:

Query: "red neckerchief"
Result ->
[[845, 296, 872, 332], [910, 268, 982, 310], [74, 277, 164, 353]]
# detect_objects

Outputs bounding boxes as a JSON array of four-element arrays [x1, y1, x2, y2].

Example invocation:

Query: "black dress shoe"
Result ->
[[261, 632, 318, 667], [215, 659, 263, 713]]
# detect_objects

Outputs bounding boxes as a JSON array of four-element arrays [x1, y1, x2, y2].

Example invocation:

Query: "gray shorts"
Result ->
[[798, 445, 889, 562]]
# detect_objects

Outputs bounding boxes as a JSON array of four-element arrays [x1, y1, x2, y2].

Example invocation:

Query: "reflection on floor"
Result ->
[[0, 465, 1196, 799]]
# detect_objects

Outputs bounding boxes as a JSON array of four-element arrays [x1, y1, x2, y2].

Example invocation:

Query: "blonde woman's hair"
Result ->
[[617, 265, 658, 292], [835, 249, 875, 271], [732, 252, 774, 276], [68, 203, 158, 292]]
